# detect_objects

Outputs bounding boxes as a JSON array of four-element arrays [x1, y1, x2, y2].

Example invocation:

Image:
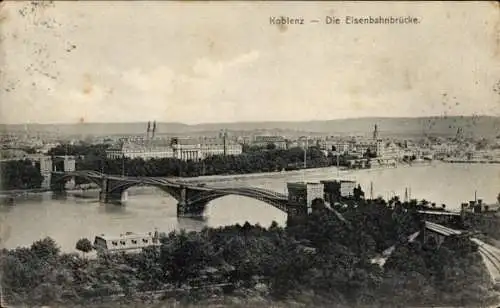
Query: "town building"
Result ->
[[171, 137, 243, 160], [106, 140, 174, 160], [93, 231, 162, 254], [106, 137, 244, 161], [321, 180, 358, 203], [335, 142, 352, 153], [379, 141, 402, 159], [38, 142, 60, 154], [253, 135, 288, 149], [106, 121, 175, 160], [200, 137, 243, 157], [105, 122, 243, 161]]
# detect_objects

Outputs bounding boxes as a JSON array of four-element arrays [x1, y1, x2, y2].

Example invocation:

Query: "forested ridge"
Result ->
[[1, 198, 496, 307]]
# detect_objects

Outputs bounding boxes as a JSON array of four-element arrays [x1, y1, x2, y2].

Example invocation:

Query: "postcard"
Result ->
[[0, 1, 499, 307]]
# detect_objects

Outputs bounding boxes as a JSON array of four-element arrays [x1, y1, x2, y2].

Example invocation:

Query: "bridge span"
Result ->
[[51, 171, 312, 218]]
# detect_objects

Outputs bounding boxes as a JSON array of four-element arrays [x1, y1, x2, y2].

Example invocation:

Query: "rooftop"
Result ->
[[424, 221, 463, 236], [417, 210, 462, 216], [95, 231, 157, 241]]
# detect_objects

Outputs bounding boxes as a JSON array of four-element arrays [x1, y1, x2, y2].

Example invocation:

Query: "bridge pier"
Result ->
[[420, 222, 449, 249], [50, 179, 67, 193], [177, 186, 206, 218], [177, 201, 206, 218], [99, 191, 124, 204], [97, 177, 125, 205], [99, 177, 108, 203]]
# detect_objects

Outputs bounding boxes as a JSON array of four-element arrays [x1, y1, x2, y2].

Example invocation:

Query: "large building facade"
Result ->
[[106, 137, 243, 161], [172, 137, 243, 160], [106, 141, 174, 160], [105, 122, 243, 161]]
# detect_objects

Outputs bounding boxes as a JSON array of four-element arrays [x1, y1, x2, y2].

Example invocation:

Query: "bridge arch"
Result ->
[[51, 173, 103, 187], [185, 187, 289, 213], [51, 172, 294, 218], [106, 180, 183, 201]]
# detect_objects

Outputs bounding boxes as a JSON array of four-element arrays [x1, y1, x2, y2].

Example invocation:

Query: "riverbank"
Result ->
[[443, 159, 500, 164], [177, 161, 434, 184], [0, 188, 103, 205], [0, 187, 51, 196], [176, 166, 345, 183]]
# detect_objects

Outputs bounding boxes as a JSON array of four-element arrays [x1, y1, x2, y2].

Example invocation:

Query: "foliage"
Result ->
[[48, 143, 109, 157], [75, 238, 93, 254], [73, 145, 331, 178], [0, 199, 494, 307], [0, 159, 44, 190]]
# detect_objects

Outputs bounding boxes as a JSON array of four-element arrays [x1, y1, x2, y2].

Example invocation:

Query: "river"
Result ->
[[1, 162, 499, 252]]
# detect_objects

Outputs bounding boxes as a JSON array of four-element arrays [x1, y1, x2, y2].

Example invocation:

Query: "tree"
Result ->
[[31, 237, 60, 261], [354, 185, 365, 201], [75, 238, 93, 254], [0, 160, 44, 190], [364, 148, 376, 159], [266, 143, 277, 150]]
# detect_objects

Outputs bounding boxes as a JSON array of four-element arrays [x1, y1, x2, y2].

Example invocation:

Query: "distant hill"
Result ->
[[1, 116, 500, 139]]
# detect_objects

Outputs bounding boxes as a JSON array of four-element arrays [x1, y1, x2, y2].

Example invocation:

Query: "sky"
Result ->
[[0, 1, 499, 124]]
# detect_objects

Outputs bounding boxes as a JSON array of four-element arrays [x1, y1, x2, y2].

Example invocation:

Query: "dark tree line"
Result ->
[[48, 143, 109, 157], [75, 146, 332, 178], [0, 160, 44, 190]]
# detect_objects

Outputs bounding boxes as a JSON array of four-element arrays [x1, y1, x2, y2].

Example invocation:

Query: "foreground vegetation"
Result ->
[[1, 198, 496, 307]]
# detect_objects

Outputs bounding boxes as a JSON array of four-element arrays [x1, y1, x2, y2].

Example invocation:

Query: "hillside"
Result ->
[[1, 116, 499, 139]]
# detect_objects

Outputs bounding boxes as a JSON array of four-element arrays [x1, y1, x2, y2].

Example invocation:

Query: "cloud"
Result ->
[[192, 50, 260, 78], [227, 50, 260, 68], [111, 50, 261, 122], [122, 67, 175, 93]]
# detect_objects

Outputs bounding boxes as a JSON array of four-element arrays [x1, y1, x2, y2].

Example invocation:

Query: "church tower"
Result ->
[[373, 124, 379, 141]]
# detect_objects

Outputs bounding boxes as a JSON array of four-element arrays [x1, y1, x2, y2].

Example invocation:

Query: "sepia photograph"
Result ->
[[0, 1, 499, 307]]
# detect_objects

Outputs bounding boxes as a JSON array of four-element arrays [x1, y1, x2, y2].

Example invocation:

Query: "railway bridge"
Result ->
[[51, 171, 311, 218]]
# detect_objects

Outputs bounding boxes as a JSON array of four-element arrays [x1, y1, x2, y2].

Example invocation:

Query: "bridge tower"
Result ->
[[286, 182, 324, 217], [50, 156, 77, 190], [63, 156, 77, 189], [39, 155, 53, 189]]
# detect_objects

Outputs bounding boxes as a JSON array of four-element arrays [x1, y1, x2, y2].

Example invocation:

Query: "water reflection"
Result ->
[[97, 203, 128, 215], [177, 218, 207, 232]]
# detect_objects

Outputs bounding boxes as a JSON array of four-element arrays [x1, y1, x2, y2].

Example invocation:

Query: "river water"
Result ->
[[1, 162, 499, 252]]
